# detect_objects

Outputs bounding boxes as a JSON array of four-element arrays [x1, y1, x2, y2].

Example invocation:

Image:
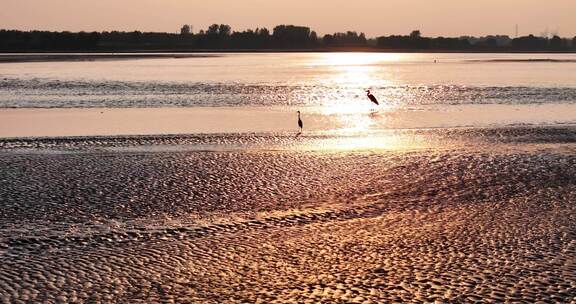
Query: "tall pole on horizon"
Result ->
[[515, 24, 518, 38]]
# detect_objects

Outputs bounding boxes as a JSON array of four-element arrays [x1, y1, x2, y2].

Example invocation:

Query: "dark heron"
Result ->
[[297, 111, 303, 133], [366, 90, 379, 106]]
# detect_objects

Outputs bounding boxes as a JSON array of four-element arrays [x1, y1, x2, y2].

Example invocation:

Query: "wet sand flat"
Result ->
[[0, 127, 575, 303]]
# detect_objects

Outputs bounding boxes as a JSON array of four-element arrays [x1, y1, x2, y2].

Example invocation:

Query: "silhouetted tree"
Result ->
[[432, 37, 470, 49], [485, 38, 498, 48], [549, 35, 567, 50], [377, 32, 471, 50], [512, 34, 547, 50], [272, 25, 313, 48], [180, 24, 191, 35], [258, 28, 270, 37], [310, 31, 318, 44], [207, 24, 219, 35], [460, 35, 512, 49], [229, 28, 270, 49], [410, 30, 421, 39], [197, 24, 232, 48], [0, 30, 102, 50], [322, 31, 367, 47], [218, 24, 231, 36]]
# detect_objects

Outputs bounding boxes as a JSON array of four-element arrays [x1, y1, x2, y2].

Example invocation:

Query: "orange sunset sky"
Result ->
[[1, 0, 575, 37]]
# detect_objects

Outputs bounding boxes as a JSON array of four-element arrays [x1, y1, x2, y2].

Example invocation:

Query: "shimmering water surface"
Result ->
[[1, 53, 576, 109]]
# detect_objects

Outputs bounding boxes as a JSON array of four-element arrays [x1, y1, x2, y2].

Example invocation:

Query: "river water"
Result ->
[[1, 52, 575, 136], [1, 52, 575, 109]]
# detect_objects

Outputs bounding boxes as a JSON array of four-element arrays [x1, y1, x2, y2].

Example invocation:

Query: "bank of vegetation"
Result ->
[[1, 24, 575, 52]]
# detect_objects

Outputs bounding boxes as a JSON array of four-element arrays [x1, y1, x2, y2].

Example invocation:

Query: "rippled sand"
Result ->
[[0, 127, 575, 303]]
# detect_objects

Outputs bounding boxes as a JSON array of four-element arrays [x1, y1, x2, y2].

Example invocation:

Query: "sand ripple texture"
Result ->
[[0, 127, 575, 303]]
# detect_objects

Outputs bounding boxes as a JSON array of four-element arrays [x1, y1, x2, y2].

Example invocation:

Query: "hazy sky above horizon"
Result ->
[[1, 0, 575, 37]]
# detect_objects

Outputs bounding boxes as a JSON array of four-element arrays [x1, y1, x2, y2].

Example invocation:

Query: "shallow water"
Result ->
[[1, 104, 575, 138], [1, 53, 576, 109]]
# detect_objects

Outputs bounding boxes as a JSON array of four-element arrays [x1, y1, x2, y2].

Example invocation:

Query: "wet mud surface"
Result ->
[[0, 127, 575, 303]]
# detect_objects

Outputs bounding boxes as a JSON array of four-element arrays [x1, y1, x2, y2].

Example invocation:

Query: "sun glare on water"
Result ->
[[318, 53, 405, 66], [300, 132, 431, 152], [308, 53, 402, 133], [317, 53, 401, 87]]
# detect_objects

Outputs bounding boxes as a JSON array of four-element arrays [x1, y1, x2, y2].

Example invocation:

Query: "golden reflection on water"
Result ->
[[317, 53, 406, 66], [335, 113, 376, 133], [303, 53, 429, 151], [311, 53, 403, 133], [301, 132, 433, 152], [317, 54, 398, 88]]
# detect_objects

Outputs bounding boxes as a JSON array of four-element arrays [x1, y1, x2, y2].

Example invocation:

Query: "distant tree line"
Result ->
[[377, 30, 575, 51], [377, 30, 472, 50], [1, 25, 575, 52]]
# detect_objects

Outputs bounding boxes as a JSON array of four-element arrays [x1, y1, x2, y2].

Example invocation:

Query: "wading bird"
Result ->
[[297, 111, 303, 133], [366, 90, 379, 106]]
